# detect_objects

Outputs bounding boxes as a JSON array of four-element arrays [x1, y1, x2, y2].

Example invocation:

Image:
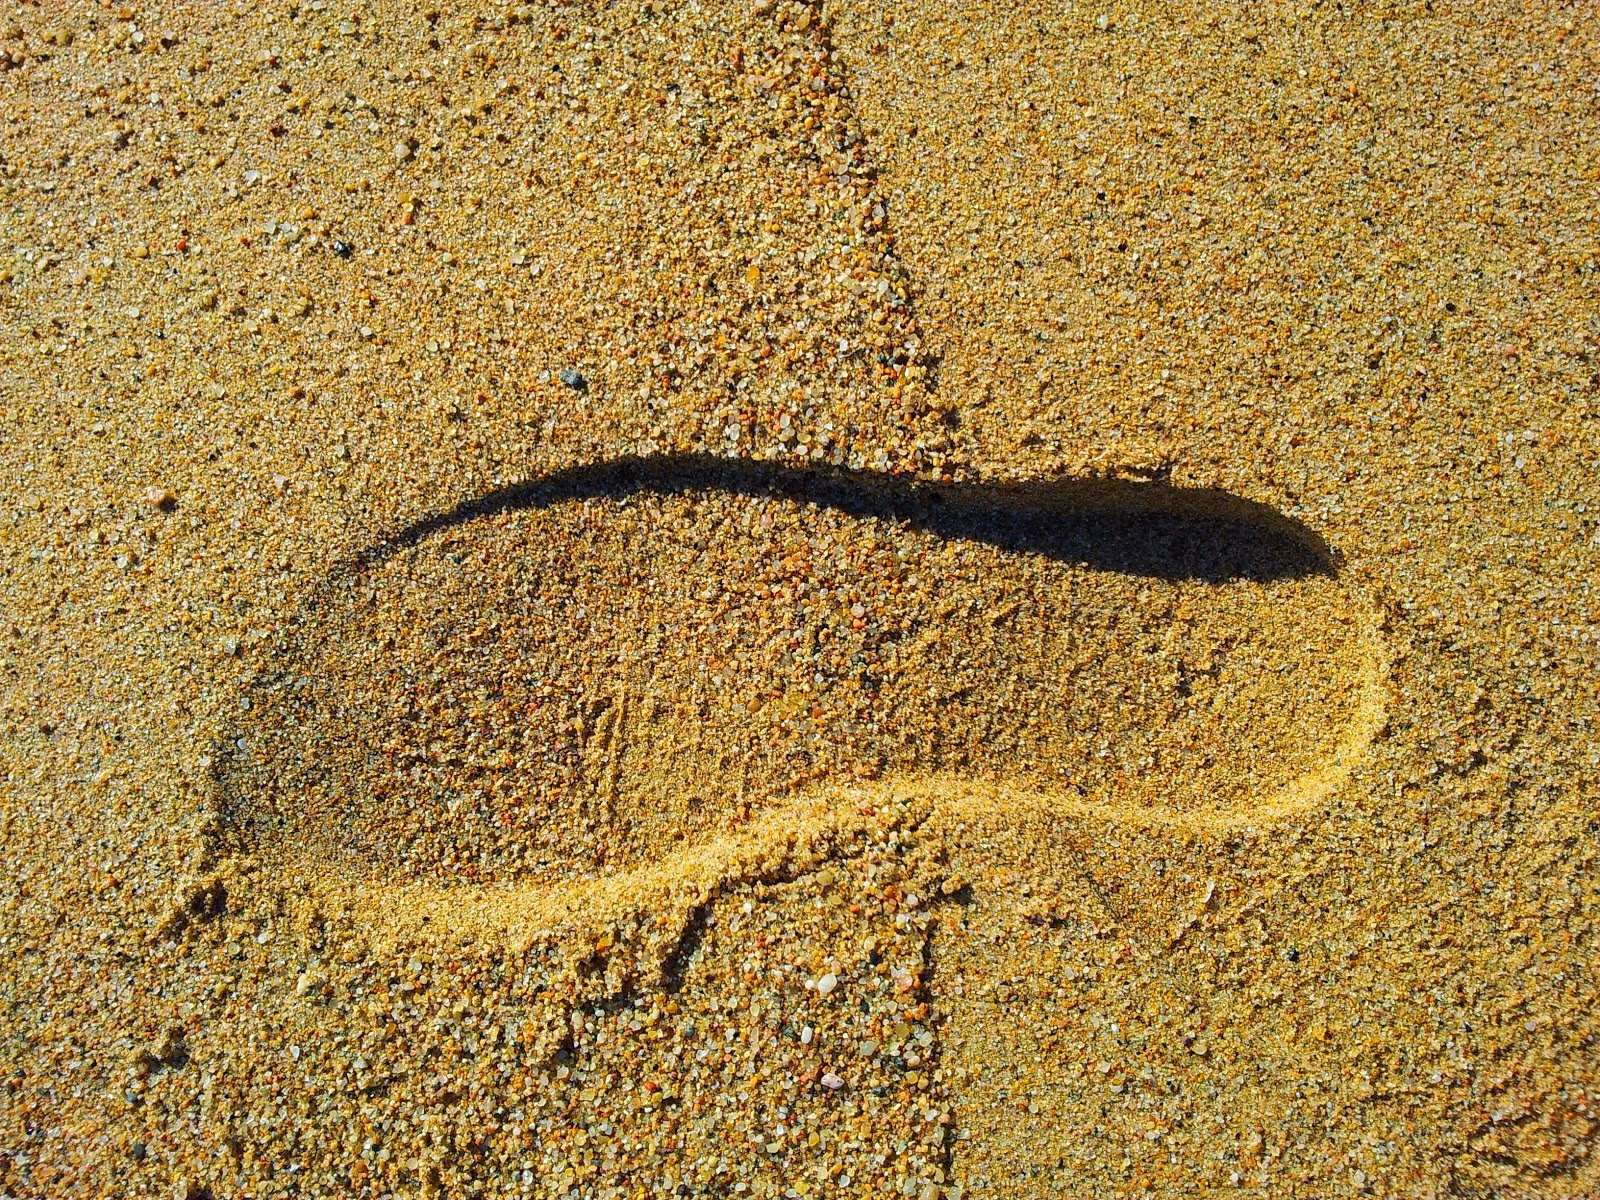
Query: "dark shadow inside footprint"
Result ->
[[216, 454, 1368, 889], [367, 454, 1333, 583]]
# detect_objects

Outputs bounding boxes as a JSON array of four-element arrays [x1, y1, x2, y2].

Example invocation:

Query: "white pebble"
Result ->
[[815, 972, 838, 995]]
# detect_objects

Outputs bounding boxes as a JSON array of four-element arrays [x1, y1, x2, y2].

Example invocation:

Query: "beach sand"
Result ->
[[0, 0, 1596, 1196]]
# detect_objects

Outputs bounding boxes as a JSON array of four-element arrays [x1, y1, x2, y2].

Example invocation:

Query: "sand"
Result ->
[[0, 0, 1596, 1197]]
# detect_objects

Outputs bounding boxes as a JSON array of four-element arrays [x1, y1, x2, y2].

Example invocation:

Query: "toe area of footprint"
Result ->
[[216, 454, 1384, 918]]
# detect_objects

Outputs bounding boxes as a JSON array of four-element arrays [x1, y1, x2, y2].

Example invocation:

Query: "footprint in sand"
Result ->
[[217, 455, 1381, 887], [215, 453, 1386, 1193]]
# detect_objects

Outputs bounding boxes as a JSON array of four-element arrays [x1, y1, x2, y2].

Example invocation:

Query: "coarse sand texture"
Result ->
[[1, 0, 1597, 1198]]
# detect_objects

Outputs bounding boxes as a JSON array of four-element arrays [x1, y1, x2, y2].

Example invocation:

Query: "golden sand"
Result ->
[[1, 0, 1596, 1197]]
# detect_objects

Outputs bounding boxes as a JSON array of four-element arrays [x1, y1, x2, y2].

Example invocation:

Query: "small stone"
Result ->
[[820, 1072, 845, 1090], [393, 140, 414, 161], [559, 367, 587, 390], [144, 486, 176, 511], [815, 972, 838, 995]]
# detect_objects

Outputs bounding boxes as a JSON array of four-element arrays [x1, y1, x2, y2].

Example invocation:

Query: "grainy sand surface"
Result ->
[[1, 1, 1597, 1197]]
